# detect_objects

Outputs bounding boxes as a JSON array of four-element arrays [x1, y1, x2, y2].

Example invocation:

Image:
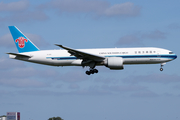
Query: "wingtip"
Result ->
[[55, 44, 63, 47]]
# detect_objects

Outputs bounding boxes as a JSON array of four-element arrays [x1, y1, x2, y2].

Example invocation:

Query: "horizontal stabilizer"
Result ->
[[6, 53, 31, 58]]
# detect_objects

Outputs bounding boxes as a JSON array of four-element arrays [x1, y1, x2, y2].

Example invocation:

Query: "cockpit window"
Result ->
[[169, 52, 174, 54]]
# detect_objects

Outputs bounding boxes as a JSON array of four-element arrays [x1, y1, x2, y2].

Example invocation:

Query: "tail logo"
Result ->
[[15, 37, 28, 48]]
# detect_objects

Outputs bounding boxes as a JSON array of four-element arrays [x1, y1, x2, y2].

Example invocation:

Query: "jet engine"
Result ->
[[104, 57, 124, 70]]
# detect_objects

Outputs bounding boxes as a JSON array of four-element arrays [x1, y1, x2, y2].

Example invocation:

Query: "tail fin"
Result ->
[[9, 26, 40, 53]]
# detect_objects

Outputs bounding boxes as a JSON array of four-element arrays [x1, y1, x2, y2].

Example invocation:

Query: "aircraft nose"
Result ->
[[174, 54, 177, 59]]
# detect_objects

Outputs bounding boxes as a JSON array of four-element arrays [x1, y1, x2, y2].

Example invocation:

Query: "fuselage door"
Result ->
[[157, 50, 161, 58]]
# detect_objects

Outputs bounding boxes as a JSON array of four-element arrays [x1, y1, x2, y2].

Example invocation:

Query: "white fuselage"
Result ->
[[9, 47, 177, 67]]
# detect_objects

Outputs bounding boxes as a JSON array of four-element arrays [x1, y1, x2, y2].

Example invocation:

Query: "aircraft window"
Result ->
[[169, 52, 174, 54], [135, 51, 137, 54], [138, 51, 141, 54], [154, 51, 156, 53], [150, 51, 152, 53], [142, 51, 144, 53], [146, 51, 148, 53]]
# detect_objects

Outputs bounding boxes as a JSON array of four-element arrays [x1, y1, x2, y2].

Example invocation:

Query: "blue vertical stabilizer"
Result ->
[[9, 26, 40, 53]]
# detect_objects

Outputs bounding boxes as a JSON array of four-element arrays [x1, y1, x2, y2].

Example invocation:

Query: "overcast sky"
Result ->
[[0, 0, 180, 120]]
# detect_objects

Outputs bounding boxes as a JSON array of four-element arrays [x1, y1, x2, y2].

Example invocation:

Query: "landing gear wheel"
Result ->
[[94, 69, 98, 73], [160, 63, 166, 72], [86, 71, 91, 75], [85, 69, 98, 75], [90, 70, 94, 74]]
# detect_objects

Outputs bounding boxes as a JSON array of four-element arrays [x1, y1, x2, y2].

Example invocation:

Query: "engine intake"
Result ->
[[104, 57, 124, 70]]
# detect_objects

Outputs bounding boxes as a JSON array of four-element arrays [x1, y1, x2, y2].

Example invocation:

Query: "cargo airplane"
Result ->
[[7, 26, 177, 75]]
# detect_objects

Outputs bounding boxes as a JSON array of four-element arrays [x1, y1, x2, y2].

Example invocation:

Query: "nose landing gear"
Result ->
[[160, 63, 166, 71]]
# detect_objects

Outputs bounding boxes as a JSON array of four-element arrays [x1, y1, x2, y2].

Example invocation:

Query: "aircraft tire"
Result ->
[[90, 70, 94, 74], [94, 69, 98, 73], [86, 71, 91, 75]]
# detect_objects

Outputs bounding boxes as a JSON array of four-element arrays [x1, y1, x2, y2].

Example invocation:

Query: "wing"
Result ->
[[55, 44, 105, 61]]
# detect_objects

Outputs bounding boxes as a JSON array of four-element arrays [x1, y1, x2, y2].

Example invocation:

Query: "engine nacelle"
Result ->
[[104, 57, 124, 70]]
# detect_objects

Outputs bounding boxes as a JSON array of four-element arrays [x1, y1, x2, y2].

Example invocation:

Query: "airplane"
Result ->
[[7, 26, 177, 75]]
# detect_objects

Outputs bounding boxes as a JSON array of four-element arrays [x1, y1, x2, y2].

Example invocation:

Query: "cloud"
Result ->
[[130, 91, 159, 97], [168, 23, 180, 30], [0, 78, 47, 88], [0, 63, 59, 80], [0, 33, 49, 48], [0, 1, 48, 23], [0, 0, 141, 24], [0, 0, 29, 12], [0, 57, 57, 88], [0, 67, 53, 88], [7, 11, 48, 23], [4, 83, 161, 97], [104, 2, 141, 17], [48, 0, 109, 13], [0, 90, 15, 97], [16, 86, 112, 96], [116, 30, 166, 46], [25, 33, 50, 48], [69, 84, 80, 89], [141, 30, 166, 40], [60, 70, 88, 82], [101, 85, 146, 93], [116, 34, 143, 46], [66, 84, 156, 97], [71, 88, 112, 96], [0, 56, 88, 89], [0, 63, 48, 88], [1, 67, 37, 78], [94, 76, 119, 84], [0, 56, 89, 88], [42, 0, 141, 18], [0, 65, 48, 88], [122, 74, 180, 84], [172, 85, 180, 91], [0, 34, 15, 48], [0, 57, 26, 70], [18, 89, 65, 96]]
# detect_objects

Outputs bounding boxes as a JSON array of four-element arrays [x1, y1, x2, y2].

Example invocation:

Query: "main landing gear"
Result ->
[[86, 69, 98, 75], [85, 61, 98, 75], [160, 63, 166, 71]]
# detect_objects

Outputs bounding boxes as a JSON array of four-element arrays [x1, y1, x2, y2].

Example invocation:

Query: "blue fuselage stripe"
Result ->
[[106, 55, 177, 59], [47, 54, 177, 60]]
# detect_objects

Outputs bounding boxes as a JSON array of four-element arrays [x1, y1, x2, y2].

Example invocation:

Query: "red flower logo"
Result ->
[[15, 37, 28, 48]]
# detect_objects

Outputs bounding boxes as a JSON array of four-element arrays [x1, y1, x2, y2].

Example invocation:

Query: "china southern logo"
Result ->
[[15, 37, 28, 48]]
